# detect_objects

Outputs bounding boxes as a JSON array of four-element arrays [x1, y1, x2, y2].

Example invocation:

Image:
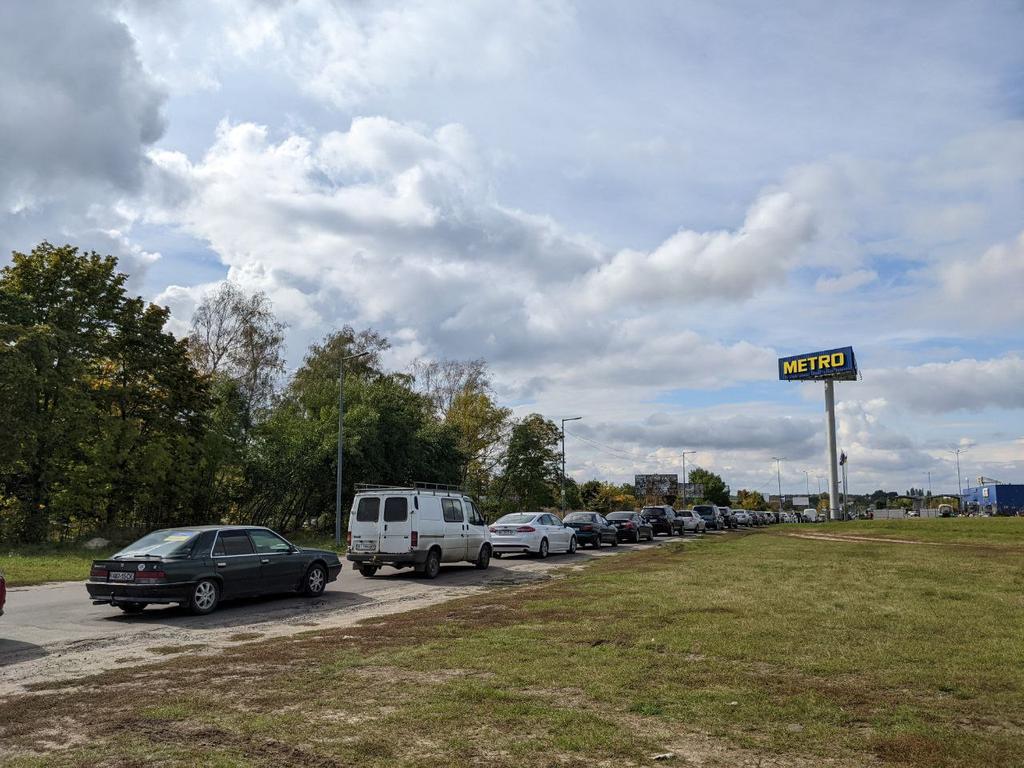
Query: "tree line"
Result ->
[[2, 243, 696, 545]]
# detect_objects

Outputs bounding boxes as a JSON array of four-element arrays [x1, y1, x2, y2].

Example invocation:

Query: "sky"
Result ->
[[2, 0, 1022, 496]]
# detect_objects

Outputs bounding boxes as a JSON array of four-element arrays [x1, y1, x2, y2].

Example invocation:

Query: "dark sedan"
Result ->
[[606, 511, 654, 542], [86, 526, 343, 615], [563, 512, 619, 548]]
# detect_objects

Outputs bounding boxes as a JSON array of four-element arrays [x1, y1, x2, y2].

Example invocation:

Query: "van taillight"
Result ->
[[410, 531, 418, 547], [346, 531, 352, 547]]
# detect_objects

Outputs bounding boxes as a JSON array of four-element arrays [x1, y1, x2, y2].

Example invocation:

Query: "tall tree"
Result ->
[[409, 358, 489, 418], [688, 466, 730, 506], [492, 414, 561, 515], [0, 243, 212, 542], [188, 282, 286, 426]]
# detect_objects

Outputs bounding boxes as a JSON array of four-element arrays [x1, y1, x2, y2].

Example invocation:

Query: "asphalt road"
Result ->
[[0, 535, 702, 697]]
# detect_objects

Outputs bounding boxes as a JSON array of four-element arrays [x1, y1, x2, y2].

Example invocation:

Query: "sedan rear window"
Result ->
[[494, 514, 536, 525], [114, 530, 199, 558], [642, 508, 666, 517], [355, 497, 381, 522], [564, 513, 595, 523], [607, 512, 634, 520], [384, 497, 408, 522]]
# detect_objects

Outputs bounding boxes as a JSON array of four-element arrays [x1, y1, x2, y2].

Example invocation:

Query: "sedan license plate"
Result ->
[[496, 529, 515, 536], [109, 571, 135, 582]]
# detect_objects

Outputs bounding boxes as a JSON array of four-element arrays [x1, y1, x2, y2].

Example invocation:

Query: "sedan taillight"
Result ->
[[516, 526, 536, 533], [581, 525, 593, 531], [90, 566, 109, 579], [135, 570, 166, 581]]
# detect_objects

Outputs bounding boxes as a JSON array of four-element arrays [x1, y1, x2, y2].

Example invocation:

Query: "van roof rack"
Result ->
[[353, 481, 466, 495]]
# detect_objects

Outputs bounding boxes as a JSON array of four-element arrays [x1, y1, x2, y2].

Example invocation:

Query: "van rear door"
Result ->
[[350, 496, 381, 553], [379, 497, 412, 554]]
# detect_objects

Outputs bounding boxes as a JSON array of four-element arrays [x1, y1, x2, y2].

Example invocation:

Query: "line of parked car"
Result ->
[[79, 483, 822, 617]]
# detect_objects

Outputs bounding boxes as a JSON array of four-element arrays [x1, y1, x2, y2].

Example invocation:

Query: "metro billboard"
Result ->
[[778, 346, 857, 381]]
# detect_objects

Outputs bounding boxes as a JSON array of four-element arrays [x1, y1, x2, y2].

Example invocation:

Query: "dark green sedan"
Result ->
[[86, 526, 342, 615]]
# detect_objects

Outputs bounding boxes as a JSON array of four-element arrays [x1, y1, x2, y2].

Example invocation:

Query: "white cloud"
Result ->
[[938, 231, 1024, 328], [868, 355, 1024, 414], [815, 269, 878, 294]]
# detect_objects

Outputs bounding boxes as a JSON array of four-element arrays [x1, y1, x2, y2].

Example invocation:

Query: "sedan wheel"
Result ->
[[304, 564, 327, 596], [592, 537, 602, 548], [189, 579, 220, 616], [568, 536, 578, 554], [610, 535, 619, 547], [538, 538, 549, 558], [632, 531, 640, 543]]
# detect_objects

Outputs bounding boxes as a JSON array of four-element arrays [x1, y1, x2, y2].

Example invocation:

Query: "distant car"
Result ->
[[693, 504, 724, 531], [717, 506, 739, 529], [489, 512, 577, 558], [675, 509, 707, 534], [564, 512, 619, 548], [86, 526, 342, 615], [641, 505, 683, 536], [606, 511, 654, 542], [0, 569, 5, 617], [938, 504, 954, 518], [731, 510, 752, 526], [780, 512, 798, 523]]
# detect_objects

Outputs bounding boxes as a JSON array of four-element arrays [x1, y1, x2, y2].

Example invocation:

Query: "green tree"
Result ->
[[736, 489, 767, 510], [688, 466, 730, 506], [492, 414, 561, 515], [0, 243, 212, 543]]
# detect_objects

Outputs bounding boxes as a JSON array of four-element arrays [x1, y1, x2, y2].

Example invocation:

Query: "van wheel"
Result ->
[[358, 565, 378, 578], [422, 549, 441, 579], [537, 538, 549, 559], [475, 545, 491, 570]]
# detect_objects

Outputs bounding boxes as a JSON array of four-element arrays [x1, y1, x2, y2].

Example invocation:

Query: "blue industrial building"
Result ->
[[960, 483, 1024, 516]]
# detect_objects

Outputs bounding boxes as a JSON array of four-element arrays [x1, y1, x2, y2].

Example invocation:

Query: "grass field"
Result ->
[[0, 533, 344, 587], [2, 519, 1022, 767]]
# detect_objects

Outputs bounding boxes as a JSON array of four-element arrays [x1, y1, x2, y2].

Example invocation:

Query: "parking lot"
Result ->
[[1, 533, 717, 698]]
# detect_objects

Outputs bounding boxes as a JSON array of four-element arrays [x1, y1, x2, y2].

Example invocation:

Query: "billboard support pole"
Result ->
[[824, 380, 841, 522]]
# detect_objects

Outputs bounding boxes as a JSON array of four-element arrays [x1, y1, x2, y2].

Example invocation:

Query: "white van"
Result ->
[[346, 484, 491, 579]]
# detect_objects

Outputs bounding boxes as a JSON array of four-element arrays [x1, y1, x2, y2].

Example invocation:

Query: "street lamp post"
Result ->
[[802, 470, 810, 497], [560, 417, 582, 514], [680, 450, 696, 507], [772, 457, 785, 514], [336, 350, 372, 546], [949, 447, 967, 509]]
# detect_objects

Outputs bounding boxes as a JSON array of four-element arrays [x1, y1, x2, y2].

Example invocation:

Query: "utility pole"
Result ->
[[927, 471, 932, 508], [772, 457, 785, 514], [680, 450, 696, 507], [560, 417, 582, 514], [839, 451, 849, 519], [336, 350, 372, 545]]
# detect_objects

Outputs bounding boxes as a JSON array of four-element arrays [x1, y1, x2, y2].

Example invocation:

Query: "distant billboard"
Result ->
[[793, 496, 810, 508], [635, 474, 678, 499], [778, 346, 857, 381]]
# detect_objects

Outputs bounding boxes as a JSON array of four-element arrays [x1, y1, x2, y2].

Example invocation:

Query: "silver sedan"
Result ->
[[675, 509, 706, 534]]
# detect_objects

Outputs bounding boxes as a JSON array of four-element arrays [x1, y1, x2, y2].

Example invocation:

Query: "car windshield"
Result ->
[[494, 514, 537, 525], [607, 512, 634, 520], [641, 508, 665, 517], [114, 530, 199, 558], [564, 513, 595, 522], [694, 507, 714, 516]]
